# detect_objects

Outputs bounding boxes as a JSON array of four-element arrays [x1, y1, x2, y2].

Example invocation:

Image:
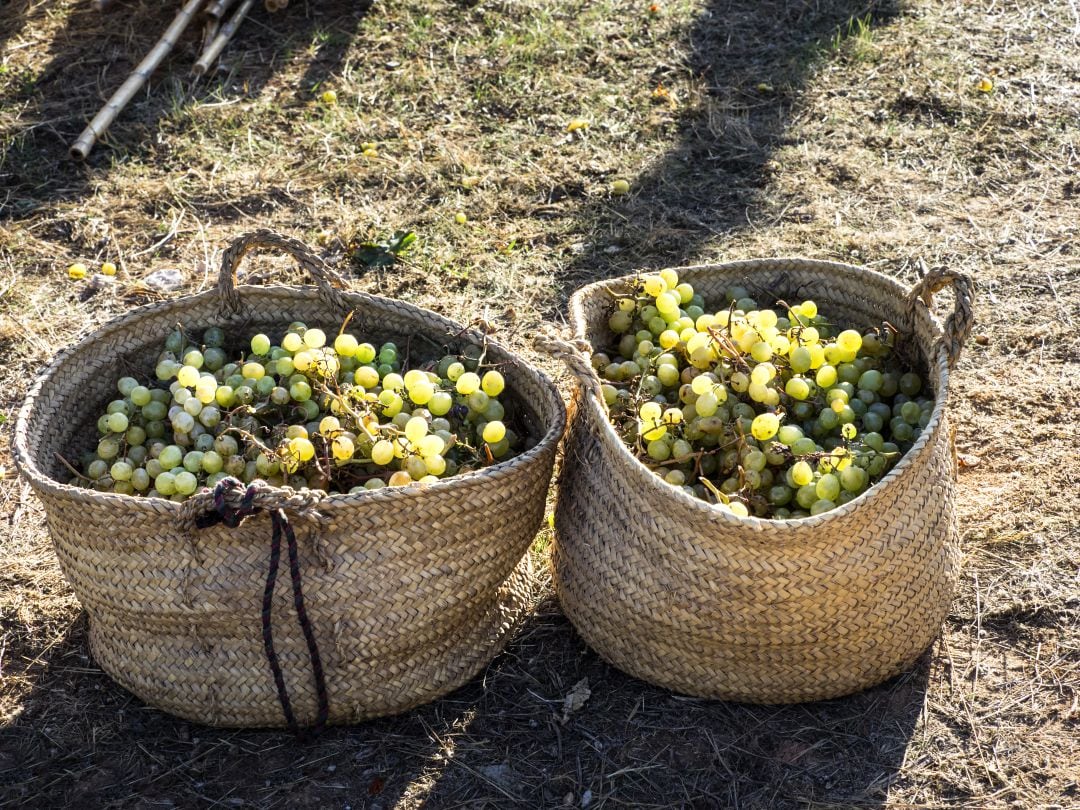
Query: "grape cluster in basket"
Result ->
[[78, 322, 521, 500], [596, 269, 934, 519]]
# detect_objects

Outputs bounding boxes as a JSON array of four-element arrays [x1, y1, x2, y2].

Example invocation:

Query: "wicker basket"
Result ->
[[546, 259, 973, 704], [14, 231, 565, 729]]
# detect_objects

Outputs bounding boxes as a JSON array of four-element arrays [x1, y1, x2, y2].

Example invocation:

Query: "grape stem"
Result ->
[[55, 453, 94, 483], [222, 425, 276, 458], [706, 327, 750, 372], [699, 477, 729, 505]]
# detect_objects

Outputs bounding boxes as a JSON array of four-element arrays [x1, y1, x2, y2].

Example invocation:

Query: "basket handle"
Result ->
[[906, 266, 974, 368], [218, 229, 351, 314], [535, 336, 607, 411]]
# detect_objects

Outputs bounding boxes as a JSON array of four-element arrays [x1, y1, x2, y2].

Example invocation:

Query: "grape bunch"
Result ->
[[76, 322, 522, 501], [595, 270, 934, 519]]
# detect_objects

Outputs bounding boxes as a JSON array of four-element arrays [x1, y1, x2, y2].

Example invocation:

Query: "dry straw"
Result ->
[[545, 259, 973, 703], [14, 231, 565, 728]]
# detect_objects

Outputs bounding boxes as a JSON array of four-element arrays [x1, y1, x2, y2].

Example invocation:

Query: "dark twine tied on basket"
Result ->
[[193, 477, 329, 737]]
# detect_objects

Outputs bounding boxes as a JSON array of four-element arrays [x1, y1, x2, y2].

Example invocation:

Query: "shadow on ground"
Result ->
[[554, 0, 900, 300], [0, 0, 372, 217], [0, 596, 930, 808]]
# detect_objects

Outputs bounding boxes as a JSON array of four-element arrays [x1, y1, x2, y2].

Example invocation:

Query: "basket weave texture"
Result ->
[[549, 258, 972, 704], [14, 232, 565, 728]]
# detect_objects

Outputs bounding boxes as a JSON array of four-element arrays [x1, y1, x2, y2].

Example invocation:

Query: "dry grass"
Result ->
[[2, 0, 1079, 807]]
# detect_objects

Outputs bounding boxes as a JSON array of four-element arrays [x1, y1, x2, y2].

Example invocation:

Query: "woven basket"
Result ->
[[546, 259, 973, 703], [14, 231, 565, 729]]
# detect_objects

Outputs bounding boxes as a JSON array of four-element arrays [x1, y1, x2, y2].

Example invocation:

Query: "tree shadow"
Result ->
[[413, 600, 933, 809], [0, 608, 455, 809], [0, 593, 931, 808], [0, 0, 372, 217], [554, 0, 901, 300]]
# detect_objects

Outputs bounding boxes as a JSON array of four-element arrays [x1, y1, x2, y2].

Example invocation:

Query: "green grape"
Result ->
[[203, 327, 225, 348], [785, 377, 811, 400], [862, 412, 884, 433], [106, 412, 129, 433], [815, 365, 838, 388], [899, 373, 922, 396], [791, 460, 813, 487], [289, 381, 312, 402], [155, 472, 177, 496], [483, 371, 503, 399], [768, 485, 793, 506], [468, 391, 490, 412], [900, 401, 922, 425], [840, 465, 867, 493], [371, 440, 395, 466], [158, 444, 184, 470], [242, 361, 265, 380], [858, 370, 883, 392], [182, 451, 204, 473], [182, 349, 204, 370], [776, 425, 803, 446], [201, 451, 224, 474], [795, 484, 818, 509], [790, 347, 812, 373], [97, 437, 121, 460], [110, 461, 133, 482], [303, 328, 326, 349], [482, 421, 507, 444], [131, 468, 151, 491], [892, 421, 915, 442], [838, 363, 861, 385], [225, 455, 247, 478], [251, 334, 272, 356], [204, 347, 227, 372], [815, 473, 840, 501], [174, 472, 198, 496], [751, 413, 780, 441]]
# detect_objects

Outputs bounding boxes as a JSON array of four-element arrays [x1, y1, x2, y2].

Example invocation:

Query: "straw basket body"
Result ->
[[550, 259, 972, 704], [14, 232, 565, 728]]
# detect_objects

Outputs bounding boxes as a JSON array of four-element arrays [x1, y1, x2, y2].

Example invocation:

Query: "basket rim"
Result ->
[[14, 282, 567, 513], [567, 256, 953, 533]]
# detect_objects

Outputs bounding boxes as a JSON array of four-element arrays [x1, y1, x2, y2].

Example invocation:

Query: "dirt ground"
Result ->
[[1, 0, 1078, 807]]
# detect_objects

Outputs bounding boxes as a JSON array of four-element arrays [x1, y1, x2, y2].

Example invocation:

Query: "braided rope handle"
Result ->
[[906, 266, 975, 368], [179, 478, 326, 526], [535, 335, 607, 412], [218, 229, 350, 314]]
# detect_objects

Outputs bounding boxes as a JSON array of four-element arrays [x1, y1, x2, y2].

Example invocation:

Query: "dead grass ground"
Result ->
[[1, 0, 1078, 807]]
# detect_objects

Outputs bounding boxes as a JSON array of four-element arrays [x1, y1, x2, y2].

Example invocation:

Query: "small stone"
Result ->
[[480, 763, 516, 789], [144, 268, 184, 292]]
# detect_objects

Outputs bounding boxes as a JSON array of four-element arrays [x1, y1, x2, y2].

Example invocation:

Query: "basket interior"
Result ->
[[21, 285, 561, 487]]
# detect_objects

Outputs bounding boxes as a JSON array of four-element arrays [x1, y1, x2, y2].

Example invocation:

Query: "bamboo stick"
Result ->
[[70, 0, 207, 160], [193, 0, 255, 76], [201, 0, 239, 53], [206, 0, 240, 17]]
